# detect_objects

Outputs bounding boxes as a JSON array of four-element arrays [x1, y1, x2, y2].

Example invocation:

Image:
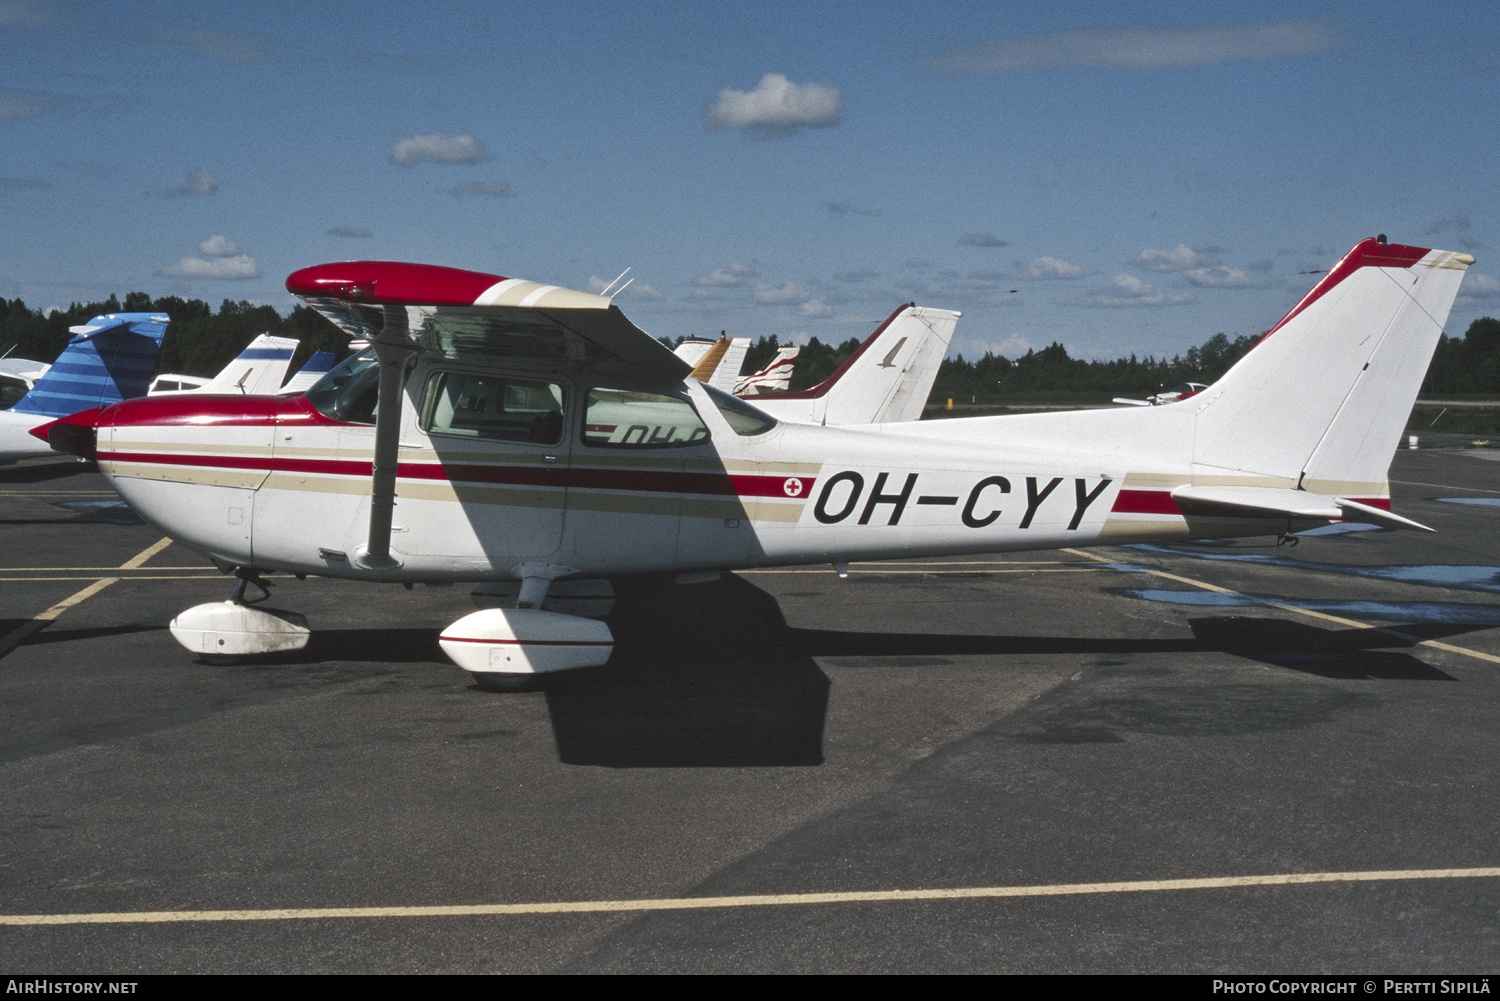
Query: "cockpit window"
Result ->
[[700, 383, 777, 436], [582, 388, 709, 448], [306, 348, 380, 424]]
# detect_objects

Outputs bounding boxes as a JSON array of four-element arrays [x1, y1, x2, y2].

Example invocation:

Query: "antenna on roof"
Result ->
[[599, 267, 632, 297]]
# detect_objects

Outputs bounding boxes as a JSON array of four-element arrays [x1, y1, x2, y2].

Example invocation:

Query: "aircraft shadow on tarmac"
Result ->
[[9, 575, 1476, 767], [0, 459, 96, 484]]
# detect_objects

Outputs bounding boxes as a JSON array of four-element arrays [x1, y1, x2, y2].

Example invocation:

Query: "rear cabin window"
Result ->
[[422, 372, 565, 445], [582, 388, 709, 448]]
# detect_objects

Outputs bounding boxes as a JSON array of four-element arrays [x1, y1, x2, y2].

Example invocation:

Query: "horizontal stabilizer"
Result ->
[[1170, 485, 1432, 532]]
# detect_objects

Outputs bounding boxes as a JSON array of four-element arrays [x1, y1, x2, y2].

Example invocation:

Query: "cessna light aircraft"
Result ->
[[38, 237, 1471, 691]]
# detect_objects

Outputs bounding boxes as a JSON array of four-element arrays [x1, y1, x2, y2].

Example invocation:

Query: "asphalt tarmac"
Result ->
[[1, 446, 1498, 973]]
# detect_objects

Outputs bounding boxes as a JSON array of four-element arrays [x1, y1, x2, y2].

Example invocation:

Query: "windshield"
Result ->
[[306, 347, 380, 424]]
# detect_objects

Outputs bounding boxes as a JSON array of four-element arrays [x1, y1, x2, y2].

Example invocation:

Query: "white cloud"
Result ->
[[1135, 243, 1217, 272], [693, 263, 758, 287], [1458, 273, 1500, 300], [1013, 256, 1082, 280], [824, 200, 879, 217], [169, 168, 219, 197], [705, 73, 843, 137], [926, 20, 1336, 74], [0, 87, 67, 122], [197, 235, 239, 257], [1071, 274, 1194, 307], [0, 176, 50, 192], [1184, 266, 1252, 288], [955, 333, 1034, 358], [0, 2, 72, 29], [159, 236, 259, 279], [390, 132, 488, 167], [959, 233, 1007, 248], [588, 276, 663, 300], [327, 226, 372, 238], [753, 282, 810, 306], [446, 180, 512, 198], [153, 27, 268, 63], [159, 255, 259, 280], [798, 299, 832, 318]]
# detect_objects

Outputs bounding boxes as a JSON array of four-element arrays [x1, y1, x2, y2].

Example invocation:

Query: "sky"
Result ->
[[2, 0, 1497, 365]]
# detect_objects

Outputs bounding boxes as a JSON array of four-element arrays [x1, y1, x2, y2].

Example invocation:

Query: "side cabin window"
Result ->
[[582, 388, 709, 449], [422, 372, 565, 445]]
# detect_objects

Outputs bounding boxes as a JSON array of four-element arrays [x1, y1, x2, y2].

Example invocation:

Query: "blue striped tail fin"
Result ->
[[11, 313, 170, 417]]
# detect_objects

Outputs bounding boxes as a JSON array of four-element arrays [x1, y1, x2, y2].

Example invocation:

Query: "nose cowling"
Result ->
[[30, 407, 103, 460]]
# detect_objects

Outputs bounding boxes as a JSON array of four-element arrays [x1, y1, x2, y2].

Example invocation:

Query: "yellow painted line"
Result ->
[[3, 866, 1496, 927], [0, 575, 217, 582], [0, 490, 118, 497], [0, 578, 119, 659], [743, 567, 1110, 576], [118, 535, 173, 570], [1391, 478, 1500, 495], [1065, 548, 1500, 667], [0, 537, 172, 660], [0, 566, 206, 573]]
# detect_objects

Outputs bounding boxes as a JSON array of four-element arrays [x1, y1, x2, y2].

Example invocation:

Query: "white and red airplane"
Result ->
[[36, 237, 1472, 690]]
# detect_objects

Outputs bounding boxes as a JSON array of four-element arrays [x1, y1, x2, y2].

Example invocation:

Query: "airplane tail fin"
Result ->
[[1189, 239, 1472, 497], [735, 345, 800, 395], [707, 338, 749, 394], [200, 334, 299, 395], [279, 350, 337, 394], [11, 313, 170, 418], [754, 305, 959, 425]]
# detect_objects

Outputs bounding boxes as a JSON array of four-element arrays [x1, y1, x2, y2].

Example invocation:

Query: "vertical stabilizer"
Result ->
[[11, 313, 170, 417], [753, 305, 959, 425], [1190, 240, 1472, 495], [200, 334, 300, 395], [280, 350, 337, 394]]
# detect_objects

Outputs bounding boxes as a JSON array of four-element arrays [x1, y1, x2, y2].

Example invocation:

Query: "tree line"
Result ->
[[739, 317, 1500, 400], [2, 292, 1495, 400], [0, 295, 346, 378]]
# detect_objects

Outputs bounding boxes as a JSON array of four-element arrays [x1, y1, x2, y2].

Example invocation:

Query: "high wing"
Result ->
[[286, 261, 690, 382], [285, 261, 692, 570]]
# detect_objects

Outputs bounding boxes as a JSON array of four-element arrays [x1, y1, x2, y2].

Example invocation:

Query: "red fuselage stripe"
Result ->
[[96, 449, 813, 500], [1110, 489, 1182, 515]]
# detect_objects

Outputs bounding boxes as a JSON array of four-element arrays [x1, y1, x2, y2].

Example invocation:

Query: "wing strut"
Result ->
[[355, 308, 412, 571]]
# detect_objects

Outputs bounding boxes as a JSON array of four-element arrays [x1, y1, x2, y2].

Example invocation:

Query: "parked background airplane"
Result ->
[[1, 312, 169, 465], [150, 334, 299, 396], [746, 304, 957, 425], [0, 356, 51, 410], [38, 238, 1472, 691], [277, 350, 338, 395], [735, 345, 800, 395], [675, 336, 750, 395], [1113, 381, 1209, 407]]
